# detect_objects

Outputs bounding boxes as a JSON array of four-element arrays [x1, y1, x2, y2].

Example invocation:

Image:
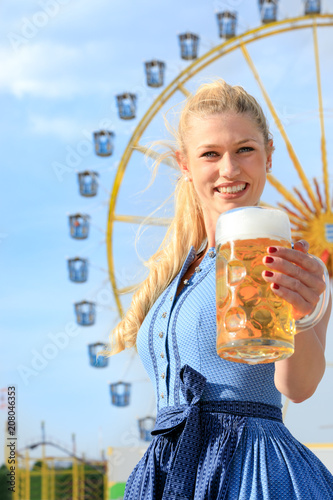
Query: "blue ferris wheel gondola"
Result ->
[[69, 213, 90, 240], [67, 257, 88, 283], [78, 171, 99, 197], [138, 416, 156, 442], [93, 130, 114, 157], [258, 0, 278, 24], [109, 381, 131, 407], [178, 32, 199, 60], [216, 11, 237, 39], [88, 342, 109, 368], [74, 300, 96, 326], [116, 93, 137, 120], [304, 0, 321, 15], [144, 60, 165, 87]]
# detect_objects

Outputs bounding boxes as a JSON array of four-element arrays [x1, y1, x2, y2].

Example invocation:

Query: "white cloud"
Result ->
[[0, 42, 77, 97], [0, 41, 113, 98]]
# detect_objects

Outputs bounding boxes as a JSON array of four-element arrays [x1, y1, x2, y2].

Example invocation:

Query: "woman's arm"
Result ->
[[274, 292, 331, 403], [262, 240, 331, 403]]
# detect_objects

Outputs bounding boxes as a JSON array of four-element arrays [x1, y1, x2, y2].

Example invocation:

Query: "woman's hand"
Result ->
[[263, 239, 330, 402], [261, 239, 326, 321]]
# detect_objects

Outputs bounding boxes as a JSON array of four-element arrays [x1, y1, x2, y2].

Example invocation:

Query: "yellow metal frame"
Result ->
[[313, 19, 330, 213], [107, 14, 333, 318], [11, 450, 108, 500]]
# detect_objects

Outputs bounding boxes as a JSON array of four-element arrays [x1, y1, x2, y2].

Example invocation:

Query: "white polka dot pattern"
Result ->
[[137, 247, 281, 410], [130, 246, 333, 499]]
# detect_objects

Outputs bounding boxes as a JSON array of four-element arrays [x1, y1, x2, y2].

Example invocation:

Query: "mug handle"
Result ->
[[295, 255, 331, 332]]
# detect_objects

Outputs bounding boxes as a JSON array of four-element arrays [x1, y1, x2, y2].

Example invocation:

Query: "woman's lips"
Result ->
[[214, 183, 248, 197]]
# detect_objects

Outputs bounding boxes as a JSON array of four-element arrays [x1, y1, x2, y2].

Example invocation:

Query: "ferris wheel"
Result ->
[[106, 3, 333, 318], [67, 0, 333, 435]]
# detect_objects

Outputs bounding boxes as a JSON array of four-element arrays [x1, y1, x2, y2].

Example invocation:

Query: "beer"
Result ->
[[216, 207, 295, 364]]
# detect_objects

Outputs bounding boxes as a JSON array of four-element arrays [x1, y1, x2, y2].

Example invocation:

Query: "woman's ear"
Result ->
[[266, 140, 274, 173], [176, 151, 191, 181]]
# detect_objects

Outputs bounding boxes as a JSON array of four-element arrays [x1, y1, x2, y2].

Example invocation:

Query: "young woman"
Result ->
[[107, 80, 333, 499]]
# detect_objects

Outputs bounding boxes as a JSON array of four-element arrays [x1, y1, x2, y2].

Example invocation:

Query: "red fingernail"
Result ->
[[264, 271, 274, 277], [272, 283, 280, 290], [265, 256, 274, 264], [268, 247, 278, 253]]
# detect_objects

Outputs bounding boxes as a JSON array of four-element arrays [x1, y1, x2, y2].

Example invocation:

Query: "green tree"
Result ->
[[0, 464, 14, 500]]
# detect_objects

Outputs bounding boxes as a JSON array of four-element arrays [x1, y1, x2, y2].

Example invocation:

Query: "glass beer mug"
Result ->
[[216, 206, 328, 364]]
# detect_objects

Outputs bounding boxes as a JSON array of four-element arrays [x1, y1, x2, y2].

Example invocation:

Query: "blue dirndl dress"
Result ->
[[124, 247, 333, 499]]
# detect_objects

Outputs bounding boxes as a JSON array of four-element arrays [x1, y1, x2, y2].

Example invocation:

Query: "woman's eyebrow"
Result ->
[[196, 143, 220, 150], [196, 138, 259, 151], [236, 138, 259, 144]]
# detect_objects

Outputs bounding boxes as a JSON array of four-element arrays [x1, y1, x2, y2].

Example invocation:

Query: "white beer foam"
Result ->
[[216, 207, 291, 246]]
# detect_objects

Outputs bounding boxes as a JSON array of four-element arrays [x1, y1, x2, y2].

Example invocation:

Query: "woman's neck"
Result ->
[[203, 215, 216, 249]]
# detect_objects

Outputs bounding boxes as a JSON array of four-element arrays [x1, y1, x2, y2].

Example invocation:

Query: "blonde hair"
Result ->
[[104, 79, 273, 355]]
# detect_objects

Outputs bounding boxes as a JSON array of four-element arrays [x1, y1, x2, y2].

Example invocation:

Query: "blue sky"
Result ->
[[1, 0, 333, 463]]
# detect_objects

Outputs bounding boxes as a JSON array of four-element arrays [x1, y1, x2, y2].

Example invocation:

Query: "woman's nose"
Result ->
[[219, 153, 241, 177]]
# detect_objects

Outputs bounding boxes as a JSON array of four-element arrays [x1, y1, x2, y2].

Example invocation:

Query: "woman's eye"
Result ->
[[238, 146, 254, 153], [202, 151, 218, 158]]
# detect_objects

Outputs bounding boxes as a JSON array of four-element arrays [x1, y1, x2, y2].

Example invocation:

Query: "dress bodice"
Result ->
[[136, 246, 282, 412]]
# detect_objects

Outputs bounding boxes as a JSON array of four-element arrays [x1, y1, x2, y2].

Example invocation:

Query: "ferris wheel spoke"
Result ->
[[277, 206, 309, 236], [114, 214, 172, 226], [177, 82, 191, 97], [261, 200, 307, 232], [312, 19, 330, 213], [282, 215, 308, 231], [293, 187, 316, 213], [239, 41, 322, 215], [313, 178, 326, 210], [106, 14, 333, 320], [268, 173, 313, 218], [261, 200, 308, 231], [135, 144, 177, 168], [277, 203, 309, 225]]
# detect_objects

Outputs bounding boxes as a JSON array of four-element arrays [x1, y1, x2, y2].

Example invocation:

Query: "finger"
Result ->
[[265, 282, 316, 319], [262, 269, 321, 309], [263, 251, 325, 295], [264, 246, 323, 286], [267, 245, 317, 271], [293, 240, 309, 254]]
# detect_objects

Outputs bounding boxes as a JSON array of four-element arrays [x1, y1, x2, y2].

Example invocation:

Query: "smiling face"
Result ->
[[177, 112, 272, 241]]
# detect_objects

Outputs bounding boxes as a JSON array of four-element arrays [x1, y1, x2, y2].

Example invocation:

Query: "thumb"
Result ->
[[293, 239, 309, 254]]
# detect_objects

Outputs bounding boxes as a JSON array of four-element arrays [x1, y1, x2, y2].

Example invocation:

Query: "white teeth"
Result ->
[[217, 183, 246, 194]]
